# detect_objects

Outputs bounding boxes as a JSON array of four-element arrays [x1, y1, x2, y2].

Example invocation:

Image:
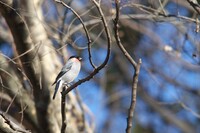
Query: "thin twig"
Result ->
[[158, 0, 166, 15], [5, 92, 17, 113], [55, 0, 95, 68], [58, 1, 72, 46], [59, 0, 72, 61], [19, 105, 28, 125], [113, 1, 142, 133], [0, 53, 32, 90], [61, 0, 111, 96], [113, 0, 137, 69], [61, 87, 67, 133]]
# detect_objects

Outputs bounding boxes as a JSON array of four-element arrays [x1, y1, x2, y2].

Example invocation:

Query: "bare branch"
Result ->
[[113, 0, 137, 68], [126, 60, 141, 133], [61, 0, 111, 96], [113, 1, 142, 132], [61, 87, 67, 133], [55, 0, 95, 68]]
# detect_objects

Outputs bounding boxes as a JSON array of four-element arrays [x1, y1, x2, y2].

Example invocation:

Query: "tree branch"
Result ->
[[61, 0, 111, 96], [126, 60, 141, 133], [61, 87, 67, 133], [0, 113, 31, 133], [55, 0, 95, 68], [113, 1, 142, 132]]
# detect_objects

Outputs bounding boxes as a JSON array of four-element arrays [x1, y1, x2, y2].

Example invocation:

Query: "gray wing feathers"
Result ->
[[61, 62, 73, 71], [52, 80, 61, 99], [52, 62, 73, 85], [52, 71, 66, 85]]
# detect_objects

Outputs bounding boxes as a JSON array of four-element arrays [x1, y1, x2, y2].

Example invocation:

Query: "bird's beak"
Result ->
[[78, 57, 82, 61]]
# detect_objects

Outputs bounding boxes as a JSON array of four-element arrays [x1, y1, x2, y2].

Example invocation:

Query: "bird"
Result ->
[[52, 56, 82, 99]]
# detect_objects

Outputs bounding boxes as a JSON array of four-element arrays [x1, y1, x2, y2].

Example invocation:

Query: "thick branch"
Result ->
[[0, 1, 45, 132]]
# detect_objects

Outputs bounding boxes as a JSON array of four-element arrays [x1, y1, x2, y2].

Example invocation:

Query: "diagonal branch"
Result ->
[[0, 113, 31, 133], [55, 0, 95, 68], [113, 0, 137, 69], [186, 0, 200, 15], [61, 0, 111, 96]]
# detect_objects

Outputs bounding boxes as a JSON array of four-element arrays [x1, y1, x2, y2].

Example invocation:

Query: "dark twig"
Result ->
[[58, 0, 73, 60], [55, 0, 95, 68], [0, 113, 31, 133], [186, 0, 200, 15], [61, 0, 111, 96], [58, 0, 72, 45], [61, 87, 67, 133], [113, 0, 137, 69], [113, 1, 142, 133]]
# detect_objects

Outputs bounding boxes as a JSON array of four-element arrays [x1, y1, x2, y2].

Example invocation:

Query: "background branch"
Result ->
[[113, 1, 142, 132]]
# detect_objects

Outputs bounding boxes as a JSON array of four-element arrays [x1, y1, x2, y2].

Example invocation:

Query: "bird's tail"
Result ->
[[52, 80, 62, 99]]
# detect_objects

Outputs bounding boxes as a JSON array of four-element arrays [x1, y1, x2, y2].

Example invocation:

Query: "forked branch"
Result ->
[[113, 1, 142, 133]]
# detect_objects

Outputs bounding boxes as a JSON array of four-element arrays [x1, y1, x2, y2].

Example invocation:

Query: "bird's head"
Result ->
[[69, 56, 82, 62]]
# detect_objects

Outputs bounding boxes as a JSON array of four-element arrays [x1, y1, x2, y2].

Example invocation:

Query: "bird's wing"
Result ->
[[61, 61, 73, 71], [52, 80, 63, 99], [52, 62, 73, 85]]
